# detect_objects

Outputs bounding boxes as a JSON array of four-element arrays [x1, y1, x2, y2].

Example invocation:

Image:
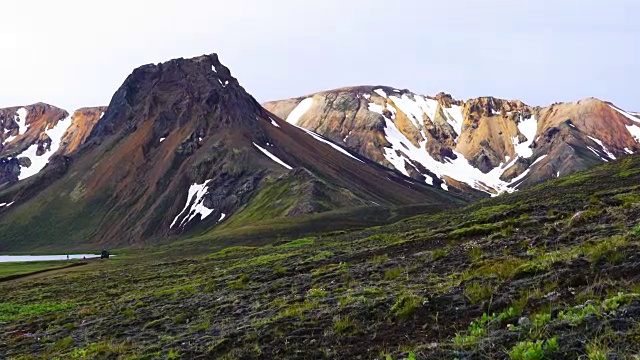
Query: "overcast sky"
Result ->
[[1, 0, 638, 110]]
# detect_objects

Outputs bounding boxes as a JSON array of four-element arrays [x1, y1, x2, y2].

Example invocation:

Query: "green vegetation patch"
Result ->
[[0, 301, 77, 322], [277, 237, 315, 248]]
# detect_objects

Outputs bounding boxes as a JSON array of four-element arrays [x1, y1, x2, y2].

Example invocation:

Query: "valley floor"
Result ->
[[3, 157, 640, 359]]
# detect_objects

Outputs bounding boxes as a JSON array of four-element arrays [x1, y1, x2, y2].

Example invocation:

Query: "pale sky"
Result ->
[[0, 0, 638, 111]]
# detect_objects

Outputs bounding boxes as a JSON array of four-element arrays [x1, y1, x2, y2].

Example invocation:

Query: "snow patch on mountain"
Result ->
[[18, 114, 73, 180], [286, 98, 314, 125], [444, 104, 464, 137], [269, 117, 281, 128], [388, 94, 438, 129], [625, 124, 640, 143], [15, 108, 28, 135], [610, 105, 640, 124], [253, 142, 292, 170], [374, 89, 387, 98], [588, 136, 616, 160], [296, 126, 364, 163], [513, 115, 537, 158], [370, 100, 529, 195], [170, 180, 214, 229]]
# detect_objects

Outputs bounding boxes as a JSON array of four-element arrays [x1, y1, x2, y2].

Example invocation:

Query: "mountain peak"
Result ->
[[87, 53, 259, 143]]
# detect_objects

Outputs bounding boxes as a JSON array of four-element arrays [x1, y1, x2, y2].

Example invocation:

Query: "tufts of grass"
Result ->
[[390, 293, 422, 320], [228, 274, 250, 290], [585, 340, 609, 360], [583, 235, 629, 264], [305, 251, 334, 262], [508, 337, 559, 360], [468, 258, 527, 281], [451, 223, 503, 239], [431, 248, 448, 260], [468, 247, 484, 262], [307, 288, 328, 298], [167, 349, 180, 359], [229, 252, 296, 270], [278, 237, 315, 248], [333, 315, 353, 335], [384, 267, 404, 280], [371, 253, 389, 264], [464, 281, 494, 303]]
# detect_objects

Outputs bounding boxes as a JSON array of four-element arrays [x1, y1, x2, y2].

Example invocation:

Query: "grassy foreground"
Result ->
[[2, 156, 640, 359]]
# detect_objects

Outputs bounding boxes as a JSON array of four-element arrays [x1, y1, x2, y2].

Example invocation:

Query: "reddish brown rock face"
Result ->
[[57, 107, 107, 155], [264, 87, 640, 196]]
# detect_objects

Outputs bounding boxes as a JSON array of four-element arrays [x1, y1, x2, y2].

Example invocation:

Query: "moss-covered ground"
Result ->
[[3, 156, 640, 358]]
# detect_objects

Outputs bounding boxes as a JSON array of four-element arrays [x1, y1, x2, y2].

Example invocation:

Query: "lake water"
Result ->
[[0, 254, 101, 262]]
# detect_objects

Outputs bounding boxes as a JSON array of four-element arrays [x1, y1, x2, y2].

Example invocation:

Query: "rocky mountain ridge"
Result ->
[[264, 87, 640, 195], [0, 104, 105, 186]]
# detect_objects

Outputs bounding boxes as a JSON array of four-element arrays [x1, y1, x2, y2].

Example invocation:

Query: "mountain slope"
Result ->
[[264, 87, 640, 195], [0, 56, 463, 251]]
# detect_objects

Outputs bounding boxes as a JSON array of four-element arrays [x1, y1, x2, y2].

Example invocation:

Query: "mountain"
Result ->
[[264, 86, 640, 196], [0, 104, 105, 185], [0, 55, 463, 251]]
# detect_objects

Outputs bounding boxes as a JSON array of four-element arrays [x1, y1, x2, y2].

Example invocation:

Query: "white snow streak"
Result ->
[[269, 117, 281, 128], [374, 88, 387, 98], [587, 146, 608, 162], [444, 104, 464, 137], [296, 126, 364, 163], [286, 97, 314, 125], [159, 137, 166, 143], [343, 130, 352, 142], [609, 104, 640, 124], [512, 115, 537, 159], [15, 108, 28, 135], [170, 180, 214, 229], [626, 124, 640, 143], [253, 142, 293, 170], [587, 136, 616, 160], [368, 102, 384, 114], [18, 114, 73, 180], [388, 94, 438, 129], [218, 213, 226, 222], [531, 154, 548, 166]]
